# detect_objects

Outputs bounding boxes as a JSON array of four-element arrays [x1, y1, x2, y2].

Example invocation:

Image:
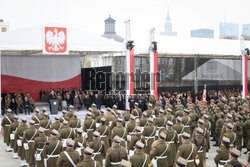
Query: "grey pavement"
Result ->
[[0, 103, 248, 166]]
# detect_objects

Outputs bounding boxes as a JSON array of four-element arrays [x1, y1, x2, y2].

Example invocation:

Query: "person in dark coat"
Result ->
[[10, 98, 18, 115], [93, 94, 101, 110], [23, 96, 30, 115]]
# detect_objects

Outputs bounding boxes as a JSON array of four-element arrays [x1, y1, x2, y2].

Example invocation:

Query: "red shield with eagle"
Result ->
[[44, 27, 67, 54]]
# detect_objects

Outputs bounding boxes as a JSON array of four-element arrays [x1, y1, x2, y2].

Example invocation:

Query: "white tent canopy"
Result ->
[[134, 35, 250, 58], [0, 24, 123, 53]]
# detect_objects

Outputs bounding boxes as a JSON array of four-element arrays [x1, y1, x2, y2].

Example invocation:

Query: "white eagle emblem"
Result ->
[[46, 28, 66, 52]]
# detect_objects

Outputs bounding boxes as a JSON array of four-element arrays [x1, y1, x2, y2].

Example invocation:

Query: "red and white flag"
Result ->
[[202, 85, 206, 104]]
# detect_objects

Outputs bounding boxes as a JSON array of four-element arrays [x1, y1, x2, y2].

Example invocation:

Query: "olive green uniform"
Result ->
[[111, 125, 127, 148], [176, 140, 197, 167], [105, 144, 128, 167], [39, 118, 52, 136], [130, 151, 150, 167], [33, 133, 48, 167], [8, 121, 19, 150], [150, 140, 170, 167], [96, 124, 110, 153], [142, 124, 156, 154], [15, 124, 28, 160], [89, 139, 105, 166], [214, 145, 230, 167], [1, 113, 14, 145], [191, 135, 207, 167], [77, 158, 101, 167], [57, 148, 80, 167], [83, 118, 96, 141]]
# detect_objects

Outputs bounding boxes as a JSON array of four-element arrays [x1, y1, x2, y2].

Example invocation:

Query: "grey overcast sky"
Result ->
[[1, 0, 250, 41]]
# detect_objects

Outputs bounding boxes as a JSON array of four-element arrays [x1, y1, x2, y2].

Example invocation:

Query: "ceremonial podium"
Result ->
[[50, 100, 58, 115]]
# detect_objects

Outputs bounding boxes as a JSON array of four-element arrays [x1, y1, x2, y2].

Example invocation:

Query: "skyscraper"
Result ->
[[219, 22, 239, 40], [190, 29, 214, 38], [160, 9, 177, 36], [242, 24, 250, 40]]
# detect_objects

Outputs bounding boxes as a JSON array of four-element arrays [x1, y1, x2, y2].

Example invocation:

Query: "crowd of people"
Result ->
[[0, 88, 250, 167]]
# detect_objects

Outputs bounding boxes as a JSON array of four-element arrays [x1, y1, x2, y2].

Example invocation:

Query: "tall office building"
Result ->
[[219, 22, 239, 40], [242, 24, 250, 41], [190, 29, 214, 38], [160, 9, 177, 36]]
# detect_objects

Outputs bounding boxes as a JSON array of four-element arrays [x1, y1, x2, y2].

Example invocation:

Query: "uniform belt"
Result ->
[[100, 135, 107, 138], [34, 124, 39, 126], [26, 140, 34, 142], [230, 144, 234, 147], [156, 155, 167, 160], [145, 136, 155, 139], [197, 150, 203, 153], [184, 126, 190, 128], [129, 132, 136, 135], [86, 129, 93, 131], [18, 136, 23, 139], [187, 159, 194, 163], [219, 160, 229, 163], [48, 154, 60, 158], [5, 125, 10, 127], [157, 127, 164, 129], [44, 129, 50, 131], [110, 162, 121, 165], [166, 141, 174, 144], [37, 149, 43, 151], [93, 152, 101, 155]]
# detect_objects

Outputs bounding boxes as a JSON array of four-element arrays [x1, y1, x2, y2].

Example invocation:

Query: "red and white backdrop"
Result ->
[[1, 55, 81, 101]]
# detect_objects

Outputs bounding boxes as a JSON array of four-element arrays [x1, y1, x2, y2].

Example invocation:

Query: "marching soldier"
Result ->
[[224, 148, 243, 167], [132, 102, 142, 119], [69, 112, 81, 131], [74, 128, 87, 157], [89, 131, 105, 166], [126, 115, 136, 137], [176, 132, 197, 167], [96, 110, 105, 123], [127, 126, 146, 154], [43, 129, 63, 167], [202, 114, 211, 154], [142, 118, 156, 154], [191, 127, 206, 167], [110, 110, 125, 131], [164, 121, 178, 167], [15, 117, 28, 166], [176, 156, 188, 167], [243, 113, 250, 153], [155, 109, 167, 134], [223, 123, 236, 148], [139, 112, 148, 127], [60, 110, 70, 123], [234, 115, 243, 151], [32, 108, 42, 129], [9, 115, 20, 158], [40, 108, 49, 120], [111, 118, 127, 148], [67, 105, 74, 119], [33, 127, 48, 167], [16, 96, 23, 113], [22, 120, 39, 167], [145, 103, 154, 118], [59, 121, 75, 148], [76, 147, 101, 167], [130, 141, 151, 167], [105, 136, 128, 167], [181, 109, 192, 134], [51, 115, 63, 131], [166, 108, 175, 123], [91, 103, 100, 118], [150, 132, 170, 167], [1, 108, 14, 151], [112, 105, 118, 117], [173, 117, 185, 149], [219, 114, 234, 142], [57, 139, 80, 167], [96, 117, 110, 153], [39, 112, 52, 136], [214, 137, 230, 167], [83, 111, 96, 141], [123, 108, 131, 122], [214, 112, 225, 147], [105, 108, 115, 126]]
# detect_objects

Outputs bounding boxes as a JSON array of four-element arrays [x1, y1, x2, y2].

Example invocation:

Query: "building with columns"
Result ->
[[160, 10, 177, 36]]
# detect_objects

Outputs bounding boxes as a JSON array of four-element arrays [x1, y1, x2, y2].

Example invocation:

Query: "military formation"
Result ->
[[1, 95, 250, 167]]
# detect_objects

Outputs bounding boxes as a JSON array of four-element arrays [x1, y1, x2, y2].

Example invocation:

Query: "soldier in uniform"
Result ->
[[127, 126, 146, 155], [96, 117, 110, 153], [111, 118, 127, 148], [16, 96, 23, 114], [164, 121, 178, 167], [39, 107, 49, 120], [43, 129, 63, 167], [214, 112, 225, 146], [202, 115, 211, 157], [91, 103, 100, 118], [39, 112, 52, 136], [234, 115, 243, 151], [32, 108, 42, 129], [96, 110, 105, 123], [1, 109, 14, 151], [23, 120, 39, 167], [123, 108, 131, 123], [243, 113, 250, 152], [139, 112, 148, 127], [9, 115, 19, 158], [105, 136, 128, 167], [83, 111, 96, 141], [67, 105, 74, 119], [181, 109, 192, 134], [74, 128, 87, 159], [105, 108, 115, 126], [214, 137, 230, 167], [59, 121, 75, 148], [112, 105, 118, 117], [176, 132, 197, 167], [142, 118, 156, 154], [69, 112, 81, 131], [33, 127, 48, 167], [121, 159, 131, 167], [89, 131, 105, 166], [219, 114, 234, 142], [126, 115, 136, 138], [110, 110, 125, 131], [51, 115, 63, 131], [173, 117, 185, 149], [130, 141, 150, 167], [76, 147, 101, 167], [15, 117, 28, 166], [60, 110, 70, 123], [57, 139, 80, 167], [223, 123, 236, 148], [145, 103, 154, 118], [191, 127, 206, 167], [155, 109, 167, 134], [150, 132, 170, 167], [132, 103, 142, 119], [224, 148, 243, 167], [166, 108, 175, 123]]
